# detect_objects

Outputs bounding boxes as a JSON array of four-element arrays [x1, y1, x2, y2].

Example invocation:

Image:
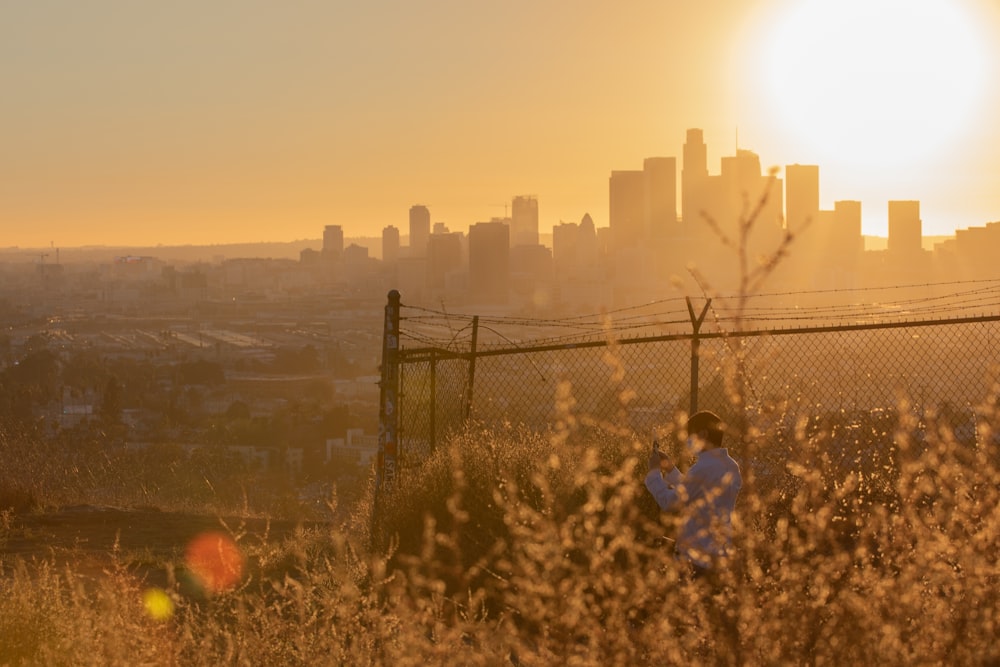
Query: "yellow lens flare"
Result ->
[[142, 587, 175, 621], [184, 531, 245, 594]]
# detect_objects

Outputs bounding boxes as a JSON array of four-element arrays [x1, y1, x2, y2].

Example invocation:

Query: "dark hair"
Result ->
[[687, 410, 724, 447]]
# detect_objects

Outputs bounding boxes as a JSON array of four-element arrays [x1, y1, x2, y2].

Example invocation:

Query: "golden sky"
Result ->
[[3, 0, 999, 248]]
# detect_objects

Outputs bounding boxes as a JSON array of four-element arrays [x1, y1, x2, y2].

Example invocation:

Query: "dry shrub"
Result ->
[[363, 388, 1000, 665], [3, 395, 1000, 665]]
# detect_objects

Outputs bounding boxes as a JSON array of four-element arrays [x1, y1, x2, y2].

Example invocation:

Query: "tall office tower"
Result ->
[[433, 222, 450, 234], [643, 157, 678, 238], [609, 170, 645, 250], [785, 164, 820, 232], [717, 149, 783, 239], [382, 225, 400, 264], [578, 213, 599, 267], [409, 205, 431, 258], [323, 225, 344, 259], [552, 221, 579, 274], [832, 200, 863, 254], [468, 220, 509, 304], [888, 200, 922, 253], [426, 232, 463, 293], [682, 128, 709, 227], [511, 195, 539, 247]]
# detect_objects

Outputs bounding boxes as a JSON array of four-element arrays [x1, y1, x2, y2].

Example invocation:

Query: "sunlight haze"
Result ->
[[3, 0, 999, 247]]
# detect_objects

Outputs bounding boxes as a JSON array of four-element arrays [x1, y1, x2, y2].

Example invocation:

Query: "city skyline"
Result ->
[[3, 0, 1000, 248]]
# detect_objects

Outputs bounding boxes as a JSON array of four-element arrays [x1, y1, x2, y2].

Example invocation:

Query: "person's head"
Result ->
[[685, 410, 725, 450]]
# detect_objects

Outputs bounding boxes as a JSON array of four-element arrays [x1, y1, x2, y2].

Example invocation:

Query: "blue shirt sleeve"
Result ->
[[644, 467, 683, 512]]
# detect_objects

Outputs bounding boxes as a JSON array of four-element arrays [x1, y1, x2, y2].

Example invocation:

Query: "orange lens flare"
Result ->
[[184, 531, 245, 594]]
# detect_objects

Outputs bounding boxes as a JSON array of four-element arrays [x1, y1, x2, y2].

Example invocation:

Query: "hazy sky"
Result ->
[[4, 0, 1000, 248]]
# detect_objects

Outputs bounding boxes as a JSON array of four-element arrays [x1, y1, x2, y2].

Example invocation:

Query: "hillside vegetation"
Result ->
[[3, 380, 1000, 665]]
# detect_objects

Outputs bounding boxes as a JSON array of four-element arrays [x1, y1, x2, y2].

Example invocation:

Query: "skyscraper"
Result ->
[[552, 221, 579, 274], [426, 232, 463, 294], [468, 220, 509, 304], [682, 128, 709, 228], [409, 205, 431, 258], [510, 196, 539, 247], [832, 200, 862, 255], [888, 200, 922, 253], [785, 164, 820, 233], [323, 225, 344, 259], [716, 149, 783, 240], [609, 170, 645, 251], [643, 156, 677, 238], [382, 225, 400, 264], [577, 213, 599, 268]]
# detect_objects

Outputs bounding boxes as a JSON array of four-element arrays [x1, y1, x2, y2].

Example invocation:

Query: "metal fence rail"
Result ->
[[376, 288, 1000, 489]]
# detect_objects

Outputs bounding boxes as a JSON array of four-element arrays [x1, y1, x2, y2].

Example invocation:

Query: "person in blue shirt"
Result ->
[[645, 410, 743, 574]]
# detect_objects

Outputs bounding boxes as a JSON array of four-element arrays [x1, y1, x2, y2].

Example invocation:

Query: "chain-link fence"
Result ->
[[377, 288, 1000, 480]]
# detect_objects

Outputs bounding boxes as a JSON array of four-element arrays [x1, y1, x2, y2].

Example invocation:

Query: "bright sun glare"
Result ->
[[759, 0, 988, 170]]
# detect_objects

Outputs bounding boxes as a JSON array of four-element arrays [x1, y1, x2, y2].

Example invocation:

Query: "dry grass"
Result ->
[[3, 387, 1000, 665], [3, 200, 997, 663]]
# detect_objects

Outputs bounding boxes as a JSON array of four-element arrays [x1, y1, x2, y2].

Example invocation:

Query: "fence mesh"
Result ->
[[391, 284, 1000, 469]]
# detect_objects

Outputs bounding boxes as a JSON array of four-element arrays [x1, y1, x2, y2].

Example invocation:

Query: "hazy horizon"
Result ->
[[4, 0, 1000, 247]]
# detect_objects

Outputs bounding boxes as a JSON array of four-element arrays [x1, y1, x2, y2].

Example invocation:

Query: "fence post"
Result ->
[[377, 290, 401, 495], [687, 297, 711, 414], [464, 315, 479, 420]]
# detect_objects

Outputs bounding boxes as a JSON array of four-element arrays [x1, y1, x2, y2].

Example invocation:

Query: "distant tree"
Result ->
[[0, 333, 11, 364], [225, 400, 252, 421], [272, 345, 320, 374], [321, 405, 352, 437], [302, 379, 334, 405], [7, 349, 61, 402], [22, 333, 50, 355], [62, 351, 109, 394], [174, 360, 225, 386], [98, 376, 124, 426]]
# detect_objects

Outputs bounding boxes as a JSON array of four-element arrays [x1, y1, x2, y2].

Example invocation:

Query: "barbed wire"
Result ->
[[393, 279, 1000, 349]]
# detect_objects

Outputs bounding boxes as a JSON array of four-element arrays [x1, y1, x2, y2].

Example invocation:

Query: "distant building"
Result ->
[[111, 255, 163, 282], [643, 156, 678, 239], [409, 205, 431, 258], [609, 170, 645, 251], [511, 195, 539, 247], [786, 164, 820, 233], [427, 232, 464, 296], [323, 225, 344, 259], [326, 428, 378, 467], [382, 225, 400, 265], [952, 221, 1000, 279], [831, 200, 863, 257], [396, 256, 427, 302], [468, 220, 509, 305], [888, 200, 922, 254], [718, 149, 783, 234], [510, 243, 553, 308], [682, 128, 709, 229], [300, 247, 321, 264], [552, 221, 579, 274]]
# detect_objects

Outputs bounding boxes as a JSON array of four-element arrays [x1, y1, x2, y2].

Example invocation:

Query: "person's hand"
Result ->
[[648, 448, 663, 471]]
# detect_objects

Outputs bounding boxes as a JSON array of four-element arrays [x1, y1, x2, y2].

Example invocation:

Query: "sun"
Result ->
[[753, 0, 988, 171]]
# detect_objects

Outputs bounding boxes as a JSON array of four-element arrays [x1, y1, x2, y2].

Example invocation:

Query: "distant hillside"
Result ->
[[4, 234, 951, 266], [1, 238, 384, 265]]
